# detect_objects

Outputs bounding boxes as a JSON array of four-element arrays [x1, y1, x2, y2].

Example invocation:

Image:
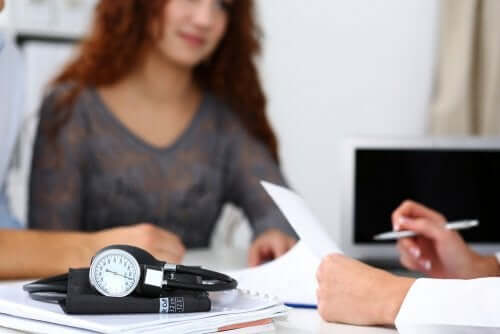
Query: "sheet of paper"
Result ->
[[228, 241, 319, 305], [395, 277, 500, 334], [227, 182, 343, 305], [261, 181, 342, 258], [0, 315, 90, 334]]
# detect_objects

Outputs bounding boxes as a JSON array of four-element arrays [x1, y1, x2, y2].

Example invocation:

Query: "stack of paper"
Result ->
[[0, 282, 286, 333]]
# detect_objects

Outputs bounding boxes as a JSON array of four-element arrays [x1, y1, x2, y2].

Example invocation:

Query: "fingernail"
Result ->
[[399, 216, 410, 224], [410, 247, 420, 258], [419, 259, 432, 271], [393, 223, 401, 231]]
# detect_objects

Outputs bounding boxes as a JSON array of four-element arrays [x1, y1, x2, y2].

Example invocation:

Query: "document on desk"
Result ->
[[0, 282, 286, 334], [395, 277, 500, 334], [230, 241, 319, 306], [228, 182, 342, 306]]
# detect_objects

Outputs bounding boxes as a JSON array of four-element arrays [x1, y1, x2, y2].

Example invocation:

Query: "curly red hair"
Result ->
[[49, 0, 279, 161]]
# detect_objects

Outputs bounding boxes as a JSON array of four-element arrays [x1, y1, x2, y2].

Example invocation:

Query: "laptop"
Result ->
[[341, 137, 500, 268]]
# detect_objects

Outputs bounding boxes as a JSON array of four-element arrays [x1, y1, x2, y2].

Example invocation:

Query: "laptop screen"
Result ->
[[354, 148, 500, 244]]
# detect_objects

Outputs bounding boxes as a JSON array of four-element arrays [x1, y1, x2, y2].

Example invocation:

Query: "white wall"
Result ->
[[256, 0, 439, 243]]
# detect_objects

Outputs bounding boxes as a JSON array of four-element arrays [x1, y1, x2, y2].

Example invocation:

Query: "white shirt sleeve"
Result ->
[[395, 277, 500, 334]]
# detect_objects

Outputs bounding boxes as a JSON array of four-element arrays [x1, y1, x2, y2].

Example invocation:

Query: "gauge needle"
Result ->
[[105, 269, 133, 280]]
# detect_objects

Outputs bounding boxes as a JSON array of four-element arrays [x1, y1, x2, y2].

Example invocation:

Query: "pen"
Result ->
[[373, 220, 479, 241], [284, 303, 317, 309]]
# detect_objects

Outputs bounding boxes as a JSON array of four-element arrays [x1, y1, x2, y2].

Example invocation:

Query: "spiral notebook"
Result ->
[[0, 282, 286, 334]]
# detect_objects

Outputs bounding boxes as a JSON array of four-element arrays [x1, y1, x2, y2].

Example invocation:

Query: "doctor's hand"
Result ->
[[90, 223, 186, 263], [247, 229, 296, 267], [392, 200, 500, 278], [316, 254, 414, 325]]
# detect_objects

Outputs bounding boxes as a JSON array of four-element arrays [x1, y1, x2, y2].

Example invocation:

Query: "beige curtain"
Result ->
[[430, 0, 500, 135]]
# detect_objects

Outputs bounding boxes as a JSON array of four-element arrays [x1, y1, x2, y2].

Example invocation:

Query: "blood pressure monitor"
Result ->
[[89, 245, 237, 298], [24, 244, 234, 314]]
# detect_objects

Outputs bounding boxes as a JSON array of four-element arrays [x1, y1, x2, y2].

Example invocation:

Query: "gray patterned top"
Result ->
[[28, 86, 296, 247]]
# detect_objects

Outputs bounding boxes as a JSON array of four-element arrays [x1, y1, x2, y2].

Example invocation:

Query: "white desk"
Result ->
[[0, 248, 398, 334], [275, 309, 396, 334]]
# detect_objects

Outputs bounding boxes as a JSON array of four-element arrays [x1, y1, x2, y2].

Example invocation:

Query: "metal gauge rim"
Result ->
[[89, 248, 141, 298]]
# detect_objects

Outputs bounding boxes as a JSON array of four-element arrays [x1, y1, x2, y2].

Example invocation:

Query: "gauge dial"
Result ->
[[89, 248, 141, 297]]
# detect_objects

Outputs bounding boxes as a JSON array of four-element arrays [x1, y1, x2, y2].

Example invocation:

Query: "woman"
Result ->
[[316, 200, 500, 327], [29, 0, 296, 266]]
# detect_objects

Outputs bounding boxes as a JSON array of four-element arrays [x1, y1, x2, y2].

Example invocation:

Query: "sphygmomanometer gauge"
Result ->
[[89, 248, 141, 298]]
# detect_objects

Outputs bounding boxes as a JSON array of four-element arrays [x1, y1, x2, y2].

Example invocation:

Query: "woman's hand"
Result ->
[[316, 254, 414, 325], [392, 200, 500, 278], [90, 223, 186, 263], [247, 229, 296, 266]]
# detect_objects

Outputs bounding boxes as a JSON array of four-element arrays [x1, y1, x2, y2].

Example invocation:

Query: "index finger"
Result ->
[[398, 217, 447, 242], [392, 200, 446, 228]]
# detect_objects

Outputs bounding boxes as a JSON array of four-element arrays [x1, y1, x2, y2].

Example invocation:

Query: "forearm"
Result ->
[[0, 230, 95, 280]]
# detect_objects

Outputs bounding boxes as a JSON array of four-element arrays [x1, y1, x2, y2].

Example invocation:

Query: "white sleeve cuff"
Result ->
[[395, 277, 500, 333]]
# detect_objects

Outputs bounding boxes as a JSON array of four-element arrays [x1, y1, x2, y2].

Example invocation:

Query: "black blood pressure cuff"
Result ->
[[25, 268, 211, 314]]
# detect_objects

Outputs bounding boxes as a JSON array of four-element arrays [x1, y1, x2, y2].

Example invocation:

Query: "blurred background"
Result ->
[[1, 0, 498, 247]]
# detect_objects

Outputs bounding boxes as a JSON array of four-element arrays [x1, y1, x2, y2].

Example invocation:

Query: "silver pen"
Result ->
[[373, 220, 479, 241]]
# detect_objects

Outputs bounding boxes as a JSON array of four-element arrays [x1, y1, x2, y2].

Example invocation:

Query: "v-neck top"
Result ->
[[93, 88, 207, 155], [28, 85, 296, 247]]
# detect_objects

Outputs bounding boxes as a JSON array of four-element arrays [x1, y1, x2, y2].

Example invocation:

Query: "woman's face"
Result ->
[[153, 0, 232, 68]]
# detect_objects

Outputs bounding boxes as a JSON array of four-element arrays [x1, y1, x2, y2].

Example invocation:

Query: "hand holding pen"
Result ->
[[385, 200, 499, 279]]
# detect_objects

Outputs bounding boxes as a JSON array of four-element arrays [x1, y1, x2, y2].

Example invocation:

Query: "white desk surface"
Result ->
[[0, 248, 398, 334]]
